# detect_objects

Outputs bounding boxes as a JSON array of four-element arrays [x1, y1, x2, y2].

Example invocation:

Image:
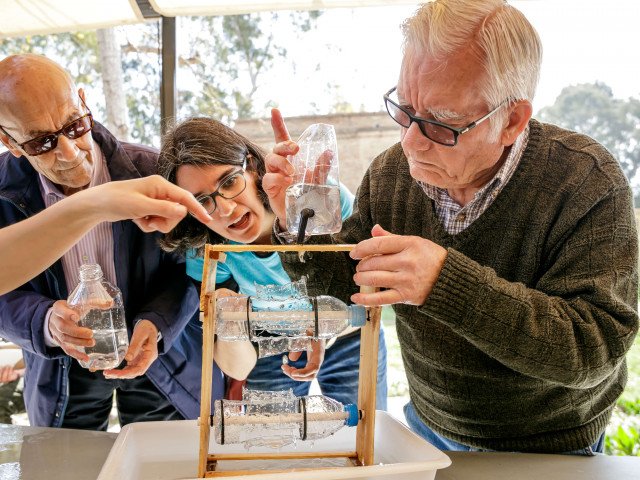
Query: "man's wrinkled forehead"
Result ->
[[397, 47, 445, 100]]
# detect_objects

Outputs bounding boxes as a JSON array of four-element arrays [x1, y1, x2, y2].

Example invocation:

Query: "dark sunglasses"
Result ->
[[383, 86, 507, 146], [0, 98, 94, 156]]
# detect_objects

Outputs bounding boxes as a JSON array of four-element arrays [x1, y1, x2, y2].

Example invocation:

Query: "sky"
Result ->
[[247, 0, 640, 118]]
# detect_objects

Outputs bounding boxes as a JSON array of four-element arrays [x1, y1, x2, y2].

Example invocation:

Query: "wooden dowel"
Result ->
[[208, 451, 357, 461], [220, 411, 349, 426], [218, 310, 351, 323], [207, 244, 354, 253]]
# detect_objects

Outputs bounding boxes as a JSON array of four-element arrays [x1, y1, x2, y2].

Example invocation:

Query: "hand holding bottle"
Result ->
[[48, 299, 94, 364], [104, 320, 158, 379]]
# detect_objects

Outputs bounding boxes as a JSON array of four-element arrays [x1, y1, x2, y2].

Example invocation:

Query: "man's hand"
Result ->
[[103, 319, 158, 379], [349, 224, 448, 306], [48, 300, 93, 363], [281, 338, 325, 382], [0, 365, 24, 383]]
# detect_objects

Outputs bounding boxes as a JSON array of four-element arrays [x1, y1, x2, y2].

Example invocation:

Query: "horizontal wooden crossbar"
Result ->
[[205, 451, 360, 477], [208, 451, 357, 461], [207, 244, 355, 254]]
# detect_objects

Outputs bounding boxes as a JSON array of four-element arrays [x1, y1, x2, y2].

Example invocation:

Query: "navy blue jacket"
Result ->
[[0, 123, 222, 425]]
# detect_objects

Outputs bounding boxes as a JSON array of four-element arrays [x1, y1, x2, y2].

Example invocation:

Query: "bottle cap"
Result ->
[[344, 403, 359, 427], [348, 305, 366, 327]]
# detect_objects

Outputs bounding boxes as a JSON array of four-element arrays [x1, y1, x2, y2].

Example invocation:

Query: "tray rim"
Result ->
[[98, 411, 452, 480]]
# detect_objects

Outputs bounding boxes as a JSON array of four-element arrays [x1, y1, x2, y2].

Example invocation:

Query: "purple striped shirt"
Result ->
[[39, 150, 117, 293]]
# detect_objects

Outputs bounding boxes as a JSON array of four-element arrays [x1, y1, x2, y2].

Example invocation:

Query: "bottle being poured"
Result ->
[[67, 263, 128, 370], [284, 123, 342, 244]]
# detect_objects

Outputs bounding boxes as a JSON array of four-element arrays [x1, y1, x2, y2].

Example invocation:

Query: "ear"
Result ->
[[500, 100, 532, 147], [0, 129, 24, 158], [78, 87, 86, 104]]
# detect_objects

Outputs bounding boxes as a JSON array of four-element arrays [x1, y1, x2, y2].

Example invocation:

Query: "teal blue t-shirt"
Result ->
[[186, 183, 354, 294]]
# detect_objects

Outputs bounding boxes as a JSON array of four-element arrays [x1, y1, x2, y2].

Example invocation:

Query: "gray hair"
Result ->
[[402, 0, 542, 139]]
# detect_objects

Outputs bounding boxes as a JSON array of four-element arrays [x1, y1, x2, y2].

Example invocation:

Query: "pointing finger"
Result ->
[[271, 108, 291, 144]]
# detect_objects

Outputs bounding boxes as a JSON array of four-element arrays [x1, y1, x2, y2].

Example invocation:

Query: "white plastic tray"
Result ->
[[98, 411, 450, 480]]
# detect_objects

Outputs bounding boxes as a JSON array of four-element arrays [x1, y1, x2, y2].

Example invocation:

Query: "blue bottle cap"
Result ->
[[348, 305, 366, 327], [344, 403, 359, 427]]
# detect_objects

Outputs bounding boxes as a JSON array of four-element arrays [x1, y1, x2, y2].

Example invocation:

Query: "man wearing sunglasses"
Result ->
[[265, 0, 638, 455], [0, 54, 210, 430]]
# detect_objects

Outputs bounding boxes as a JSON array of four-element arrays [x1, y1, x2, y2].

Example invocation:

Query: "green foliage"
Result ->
[[537, 82, 640, 205], [606, 424, 640, 456], [120, 22, 161, 145], [178, 11, 321, 123], [2, 11, 320, 144]]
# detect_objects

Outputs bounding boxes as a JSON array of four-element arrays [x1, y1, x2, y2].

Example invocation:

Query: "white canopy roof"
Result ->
[[0, 0, 145, 39], [0, 0, 421, 39], [149, 0, 420, 17]]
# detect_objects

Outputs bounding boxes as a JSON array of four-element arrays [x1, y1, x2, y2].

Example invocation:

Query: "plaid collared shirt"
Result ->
[[419, 126, 529, 235]]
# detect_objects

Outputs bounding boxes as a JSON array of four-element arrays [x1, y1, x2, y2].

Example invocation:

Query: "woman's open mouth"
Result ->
[[229, 212, 250, 230]]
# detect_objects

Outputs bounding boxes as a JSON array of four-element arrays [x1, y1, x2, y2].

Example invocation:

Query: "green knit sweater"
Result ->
[[278, 119, 639, 453]]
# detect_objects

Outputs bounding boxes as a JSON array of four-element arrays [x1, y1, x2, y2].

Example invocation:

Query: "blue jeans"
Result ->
[[247, 329, 388, 410], [404, 401, 604, 455]]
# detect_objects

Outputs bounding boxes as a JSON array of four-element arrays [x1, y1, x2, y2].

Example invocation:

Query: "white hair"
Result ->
[[402, 0, 542, 139]]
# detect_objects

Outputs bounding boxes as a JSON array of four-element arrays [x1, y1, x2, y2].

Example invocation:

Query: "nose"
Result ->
[[54, 134, 80, 162], [401, 121, 433, 151], [214, 196, 237, 218]]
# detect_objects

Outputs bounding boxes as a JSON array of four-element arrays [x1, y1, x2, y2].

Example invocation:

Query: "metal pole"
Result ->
[[160, 16, 176, 136]]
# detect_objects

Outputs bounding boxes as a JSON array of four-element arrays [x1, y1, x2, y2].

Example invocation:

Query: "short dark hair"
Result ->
[[158, 117, 270, 254]]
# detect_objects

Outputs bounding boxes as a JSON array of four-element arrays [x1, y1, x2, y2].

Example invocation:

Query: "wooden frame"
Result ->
[[197, 243, 382, 478]]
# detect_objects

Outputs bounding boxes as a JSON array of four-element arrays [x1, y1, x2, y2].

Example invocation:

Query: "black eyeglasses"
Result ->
[[0, 97, 93, 156], [383, 86, 507, 146], [195, 159, 247, 215]]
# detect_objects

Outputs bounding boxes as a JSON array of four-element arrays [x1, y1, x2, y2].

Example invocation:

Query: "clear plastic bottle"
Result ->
[[67, 264, 128, 370], [213, 389, 359, 447], [285, 123, 342, 237], [215, 295, 366, 342]]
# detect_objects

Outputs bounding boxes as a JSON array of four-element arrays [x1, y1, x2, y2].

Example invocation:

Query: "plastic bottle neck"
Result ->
[[79, 264, 104, 282]]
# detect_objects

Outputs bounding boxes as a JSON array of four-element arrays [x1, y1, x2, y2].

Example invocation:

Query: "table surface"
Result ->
[[435, 451, 640, 480], [1, 423, 639, 480], [0, 423, 117, 480]]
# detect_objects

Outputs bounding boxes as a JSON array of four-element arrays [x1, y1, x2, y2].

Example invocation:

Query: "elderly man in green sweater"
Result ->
[[263, 0, 639, 455]]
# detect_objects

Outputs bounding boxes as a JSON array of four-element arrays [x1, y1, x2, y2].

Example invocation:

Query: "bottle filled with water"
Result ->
[[67, 263, 128, 370], [215, 294, 366, 358], [213, 389, 359, 448], [285, 123, 342, 237]]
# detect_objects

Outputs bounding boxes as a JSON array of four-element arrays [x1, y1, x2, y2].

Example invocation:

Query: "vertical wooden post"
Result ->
[[197, 248, 223, 477], [355, 286, 381, 466]]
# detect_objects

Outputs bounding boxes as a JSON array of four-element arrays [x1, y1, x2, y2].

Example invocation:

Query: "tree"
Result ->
[[178, 11, 321, 123], [1, 11, 321, 146], [537, 82, 640, 204], [97, 28, 130, 141]]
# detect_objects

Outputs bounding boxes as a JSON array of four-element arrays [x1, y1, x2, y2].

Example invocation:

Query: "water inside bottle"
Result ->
[[285, 184, 341, 236], [78, 308, 127, 370]]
